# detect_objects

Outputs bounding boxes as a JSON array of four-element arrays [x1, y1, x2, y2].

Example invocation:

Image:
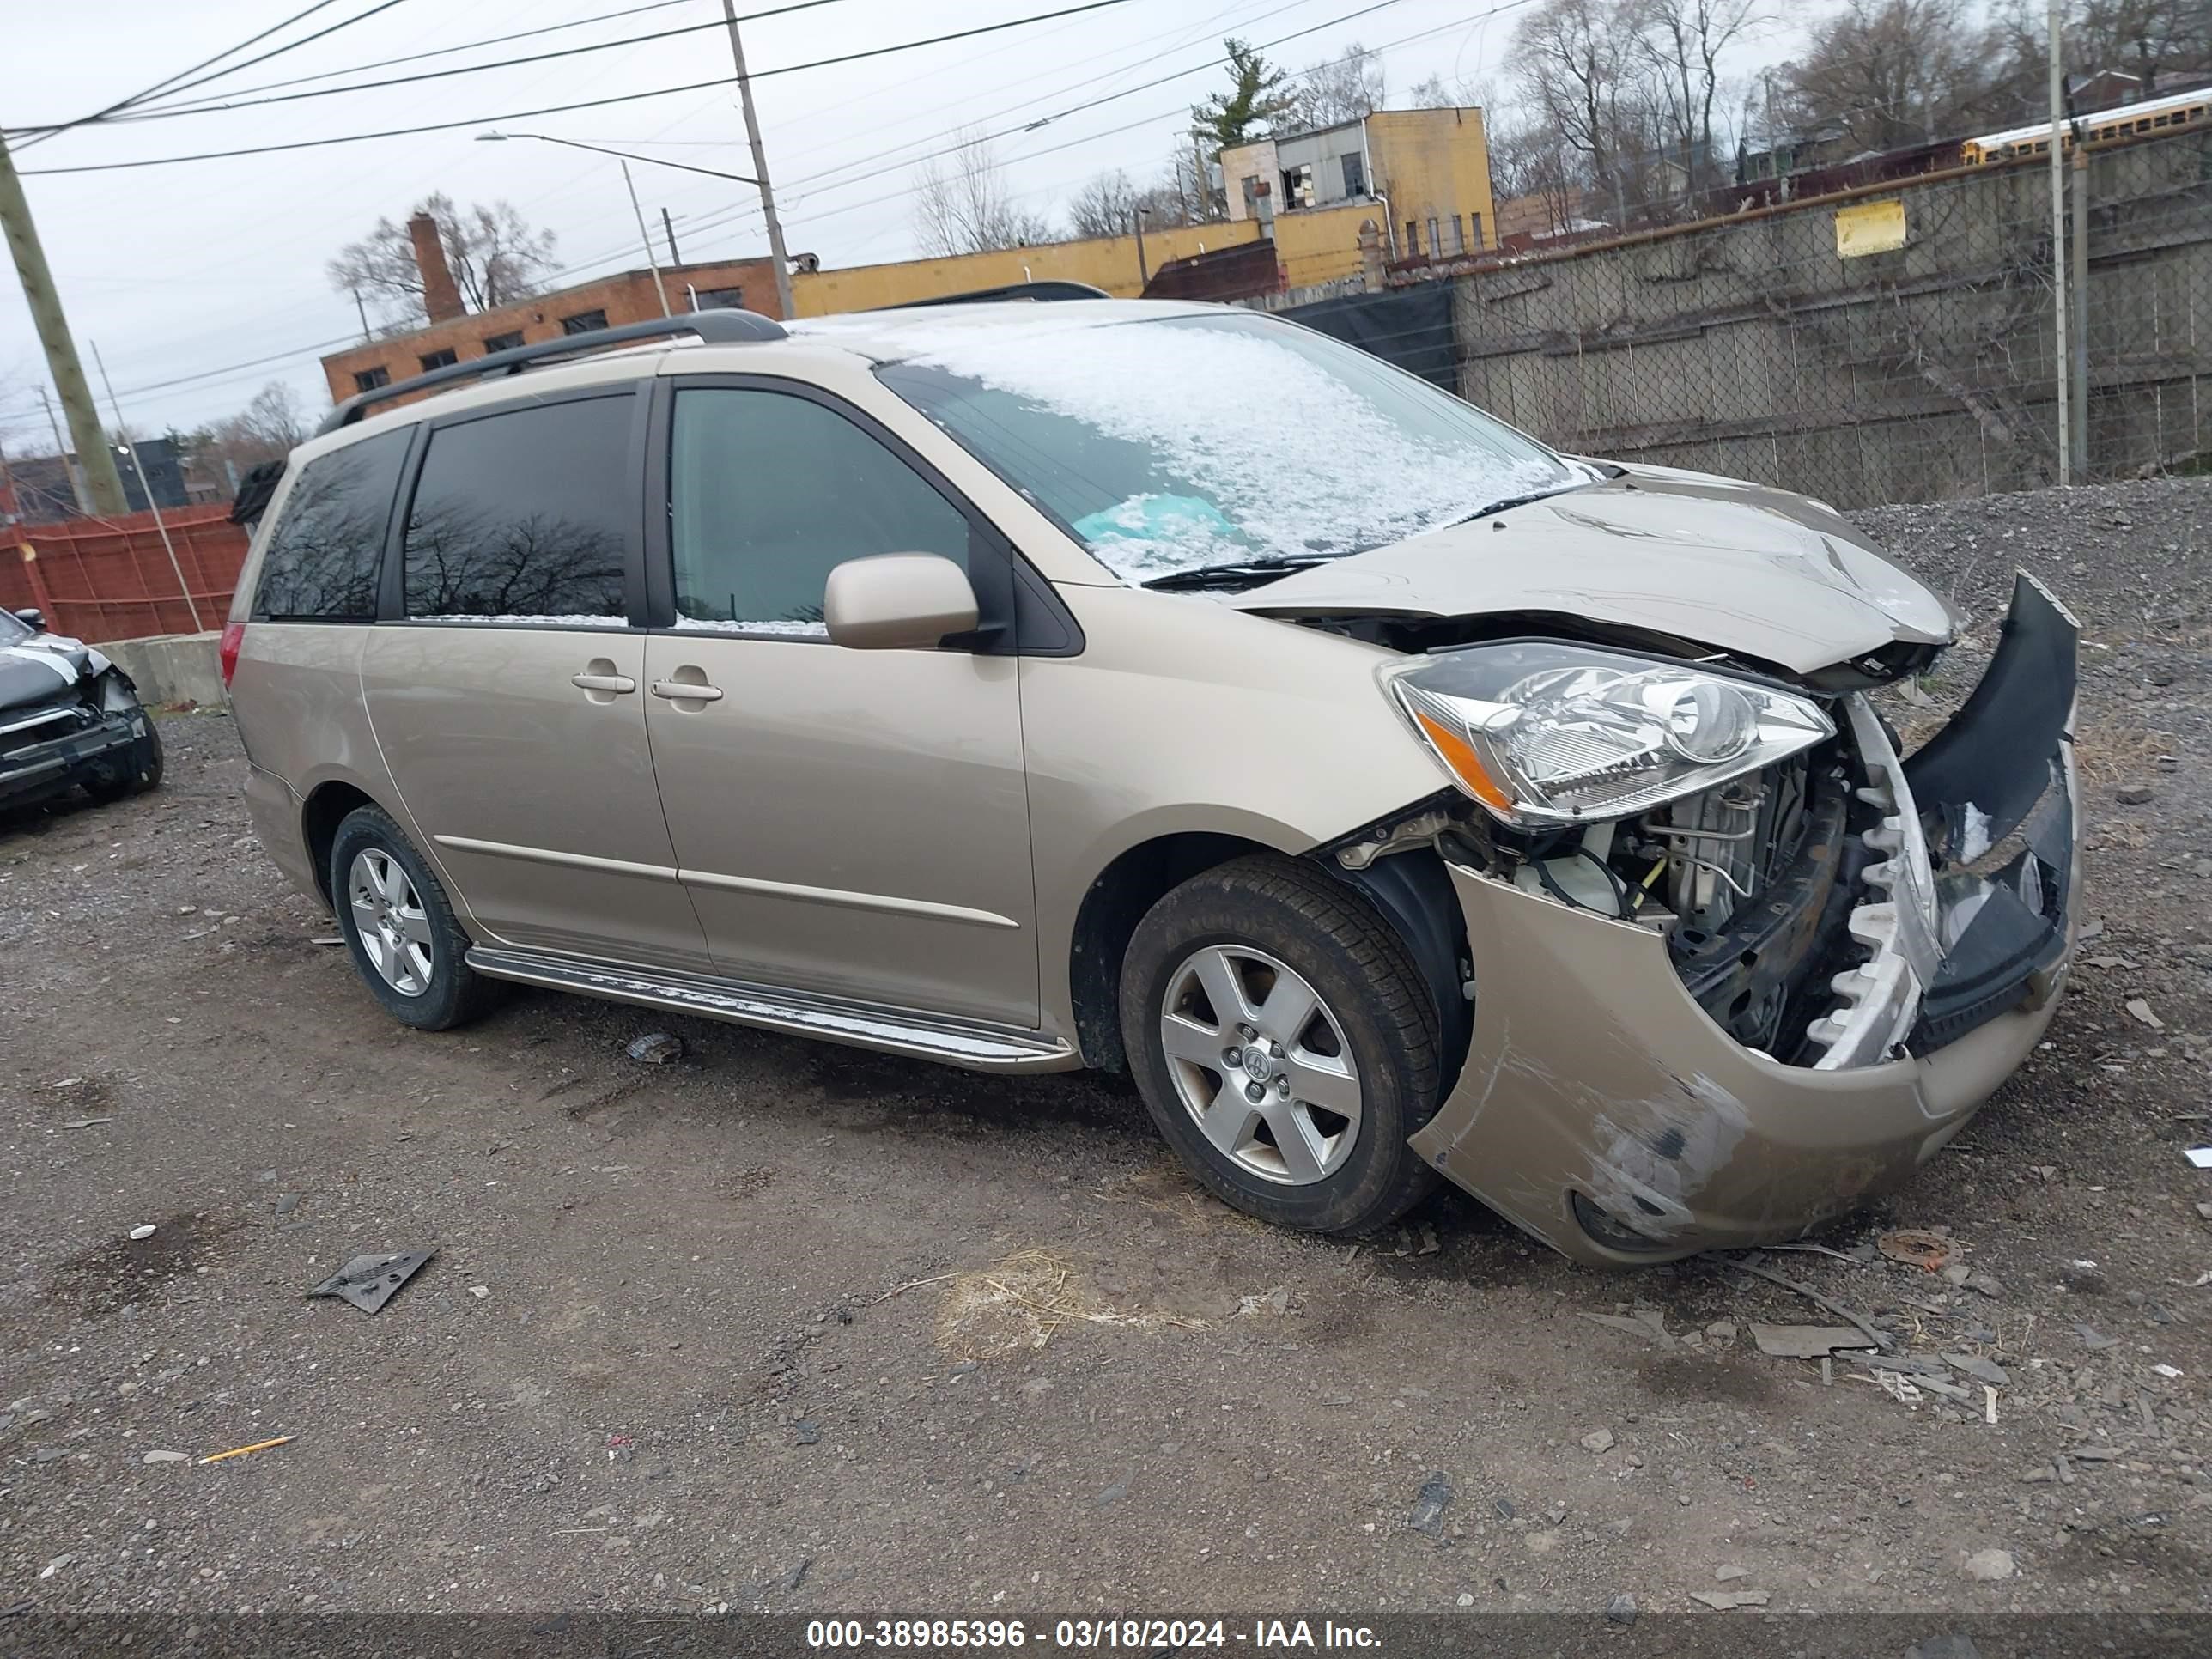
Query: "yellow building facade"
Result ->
[[1220, 106, 1496, 267]]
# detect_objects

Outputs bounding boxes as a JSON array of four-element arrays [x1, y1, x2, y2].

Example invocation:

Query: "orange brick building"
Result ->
[[321, 216, 781, 404]]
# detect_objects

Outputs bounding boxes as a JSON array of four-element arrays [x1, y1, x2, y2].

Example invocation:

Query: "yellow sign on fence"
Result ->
[[1834, 198, 1909, 258]]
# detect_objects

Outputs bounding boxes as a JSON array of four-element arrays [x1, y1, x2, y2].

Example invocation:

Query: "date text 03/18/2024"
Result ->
[[805, 1619, 1382, 1650]]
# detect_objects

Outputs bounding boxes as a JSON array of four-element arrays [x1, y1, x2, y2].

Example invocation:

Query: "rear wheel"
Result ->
[[329, 805, 496, 1030], [1119, 855, 1443, 1234]]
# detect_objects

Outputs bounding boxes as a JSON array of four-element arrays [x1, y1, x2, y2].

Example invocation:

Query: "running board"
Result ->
[[464, 947, 1079, 1074]]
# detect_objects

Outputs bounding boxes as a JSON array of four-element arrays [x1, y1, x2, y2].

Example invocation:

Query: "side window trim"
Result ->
[[251, 428, 412, 623], [376, 383, 652, 629], [643, 374, 1024, 651]]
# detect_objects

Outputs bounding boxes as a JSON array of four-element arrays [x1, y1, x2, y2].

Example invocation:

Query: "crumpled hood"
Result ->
[[1223, 465, 1957, 674], [0, 633, 102, 711]]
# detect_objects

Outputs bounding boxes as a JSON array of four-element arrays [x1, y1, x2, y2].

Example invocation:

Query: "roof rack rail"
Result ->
[[317, 309, 787, 434], [886, 280, 1109, 309]]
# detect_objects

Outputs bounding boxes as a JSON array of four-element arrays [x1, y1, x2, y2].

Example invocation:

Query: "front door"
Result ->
[[362, 388, 710, 969], [641, 380, 1037, 1025]]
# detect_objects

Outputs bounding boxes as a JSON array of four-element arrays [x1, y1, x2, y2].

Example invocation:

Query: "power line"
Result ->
[[16, 0, 1145, 174], [91, 0, 860, 127], [116, 0, 703, 117], [13, 0, 422, 152]]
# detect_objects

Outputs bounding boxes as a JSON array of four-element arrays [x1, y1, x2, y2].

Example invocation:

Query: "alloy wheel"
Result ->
[[347, 848, 434, 997], [1158, 944, 1362, 1185]]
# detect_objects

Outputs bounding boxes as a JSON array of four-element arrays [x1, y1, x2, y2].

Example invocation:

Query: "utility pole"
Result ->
[[91, 340, 202, 632], [720, 0, 796, 319], [661, 206, 683, 267], [2047, 0, 2071, 486], [620, 160, 673, 319], [0, 130, 129, 514], [34, 386, 88, 514], [1132, 206, 1149, 287], [351, 289, 372, 343], [2064, 76, 2091, 479]]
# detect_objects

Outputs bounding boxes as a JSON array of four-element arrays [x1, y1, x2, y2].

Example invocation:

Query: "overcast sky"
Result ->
[[2, 0, 1800, 442]]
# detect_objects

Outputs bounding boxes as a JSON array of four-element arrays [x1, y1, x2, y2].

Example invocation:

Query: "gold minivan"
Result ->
[[224, 295, 2080, 1265]]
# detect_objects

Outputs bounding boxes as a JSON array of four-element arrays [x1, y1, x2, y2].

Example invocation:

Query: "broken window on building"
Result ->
[[1340, 152, 1366, 198], [352, 366, 390, 393], [482, 331, 525, 353], [560, 310, 608, 336], [419, 348, 459, 371]]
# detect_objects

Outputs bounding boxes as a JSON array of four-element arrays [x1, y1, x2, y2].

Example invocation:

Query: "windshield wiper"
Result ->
[[1139, 556, 1329, 592], [1453, 483, 1585, 525]]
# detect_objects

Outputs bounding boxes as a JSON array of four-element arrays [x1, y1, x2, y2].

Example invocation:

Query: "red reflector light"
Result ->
[[219, 621, 245, 688]]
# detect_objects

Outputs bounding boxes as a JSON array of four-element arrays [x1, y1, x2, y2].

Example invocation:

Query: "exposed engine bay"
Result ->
[[0, 615, 164, 813], [1316, 574, 2078, 1075]]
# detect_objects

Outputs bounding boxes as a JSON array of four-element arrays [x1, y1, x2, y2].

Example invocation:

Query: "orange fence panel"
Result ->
[[2, 506, 250, 643]]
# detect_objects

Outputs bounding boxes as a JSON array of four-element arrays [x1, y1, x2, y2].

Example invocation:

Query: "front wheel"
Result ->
[[1119, 855, 1443, 1234]]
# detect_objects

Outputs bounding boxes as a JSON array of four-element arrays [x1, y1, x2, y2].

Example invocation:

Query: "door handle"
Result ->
[[650, 679, 724, 702], [570, 672, 637, 693]]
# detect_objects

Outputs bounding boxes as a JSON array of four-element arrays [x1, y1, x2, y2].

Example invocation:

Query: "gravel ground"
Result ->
[[3, 477, 2210, 1621]]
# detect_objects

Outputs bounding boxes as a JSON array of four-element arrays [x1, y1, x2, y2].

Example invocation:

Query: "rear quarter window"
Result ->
[[252, 430, 410, 621]]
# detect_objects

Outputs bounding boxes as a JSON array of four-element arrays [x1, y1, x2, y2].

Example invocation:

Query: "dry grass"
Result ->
[[2074, 715, 2172, 786], [1091, 1160, 1269, 1234], [932, 1249, 1207, 1359]]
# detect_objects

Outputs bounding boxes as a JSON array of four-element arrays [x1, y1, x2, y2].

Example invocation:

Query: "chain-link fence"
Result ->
[[1285, 123, 2212, 512]]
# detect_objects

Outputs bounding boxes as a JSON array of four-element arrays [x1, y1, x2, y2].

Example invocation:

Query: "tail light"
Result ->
[[219, 621, 246, 688]]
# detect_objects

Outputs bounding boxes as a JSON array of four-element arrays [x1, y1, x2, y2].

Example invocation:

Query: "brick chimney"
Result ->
[[408, 212, 465, 323]]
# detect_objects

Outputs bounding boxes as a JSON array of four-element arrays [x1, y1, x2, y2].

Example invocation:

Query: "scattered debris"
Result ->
[[2153, 1363, 2185, 1379], [1960, 1547, 2016, 1582], [38, 1557, 73, 1581], [1235, 1285, 1292, 1317], [934, 1249, 1204, 1358], [625, 1031, 684, 1065], [126, 1224, 155, 1242], [793, 1419, 821, 1446], [1752, 1323, 1875, 1358], [1577, 1308, 1674, 1347], [1708, 1255, 1893, 1352], [2186, 1148, 2212, 1170], [1689, 1589, 1770, 1610], [1408, 1473, 1455, 1535], [468, 1284, 490, 1300], [1095, 1478, 1128, 1510], [1984, 1385, 1999, 1425], [309, 935, 343, 946], [772, 1559, 810, 1594], [1906, 1635, 1982, 1659], [1942, 1352, 2010, 1386], [1604, 1593, 1637, 1626], [2116, 782, 2155, 805], [1414, 1224, 1440, 1257], [141, 1450, 188, 1464], [2075, 1324, 2119, 1351], [306, 1247, 437, 1314], [1873, 1370, 1924, 1409], [1579, 1427, 1615, 1454], [2126, 998, 2166, 1030], [1714, 1565, 1750, 1582], [199, 1434, 295, 1466], [58, 1117, 112, 1130], [1876, 1228, 1958, 1271]]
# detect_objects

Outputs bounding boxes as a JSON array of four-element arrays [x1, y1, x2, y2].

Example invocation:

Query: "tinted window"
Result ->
[[403, 397, 634, 621], [669, 388, 969, 634], [253, 429, 409, 620]]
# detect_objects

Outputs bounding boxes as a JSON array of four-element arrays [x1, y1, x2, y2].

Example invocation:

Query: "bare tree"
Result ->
[[1512, 0, 1637, 203], [1777, 0, 1990, 152], [914, 130, 1057, 257], [328, 192, 557, 328], [1286, 42, 1388, 129], [1068, 170, 1141, 240], [1626, 0, 1762, 192]]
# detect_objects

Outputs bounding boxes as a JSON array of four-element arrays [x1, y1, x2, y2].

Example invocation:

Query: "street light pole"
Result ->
[[719, 1, 797, 319], [620, 161, 673, 319]]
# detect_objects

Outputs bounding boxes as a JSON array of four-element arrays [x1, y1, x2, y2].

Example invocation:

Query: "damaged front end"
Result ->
[[1360, 574, 2079, 1265], [0, 628, 161, 812]]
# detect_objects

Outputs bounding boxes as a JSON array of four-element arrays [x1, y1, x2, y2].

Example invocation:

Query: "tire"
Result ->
[[328, 805, 497, 1031], [1119, 854, 1443, 1235], [83, 721, 163, 805]]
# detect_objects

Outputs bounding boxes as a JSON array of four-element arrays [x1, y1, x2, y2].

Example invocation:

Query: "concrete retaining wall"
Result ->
[[103, 630, 225, 709]]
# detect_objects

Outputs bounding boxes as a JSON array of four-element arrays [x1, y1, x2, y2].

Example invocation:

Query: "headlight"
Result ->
[[1386, 641, 1833, 827]]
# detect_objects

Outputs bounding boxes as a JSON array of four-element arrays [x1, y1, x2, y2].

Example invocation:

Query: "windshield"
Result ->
[[874, 310, 1578, 583], [0, 606, 31, 644]]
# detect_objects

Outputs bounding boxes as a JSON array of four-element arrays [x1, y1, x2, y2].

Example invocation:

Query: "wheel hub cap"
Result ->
[[347, 848, 434, 999], [1158, 944, 1363, 1187]]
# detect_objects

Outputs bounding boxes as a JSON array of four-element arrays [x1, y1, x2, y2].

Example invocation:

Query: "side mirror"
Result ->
[[823, 554, 979, 651], [12, 607, 44, 631]]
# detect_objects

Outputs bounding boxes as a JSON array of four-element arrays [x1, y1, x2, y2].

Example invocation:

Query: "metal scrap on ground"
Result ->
[[306, 1247, 437, 1313], [1751, 1322, 1876, 1358]]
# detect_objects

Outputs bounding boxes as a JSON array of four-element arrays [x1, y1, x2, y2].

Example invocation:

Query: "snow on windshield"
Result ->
[[871, 312, 1571, 582]]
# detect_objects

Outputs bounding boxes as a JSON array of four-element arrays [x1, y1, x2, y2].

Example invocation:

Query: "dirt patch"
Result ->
[[44, 1210, 245, 1321], [928, 1249, 1207, 1358]]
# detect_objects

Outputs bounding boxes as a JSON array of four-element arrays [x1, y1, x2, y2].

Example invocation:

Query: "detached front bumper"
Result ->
[[0, 705, 154, 808], [1412, 574, 2081, 1267]]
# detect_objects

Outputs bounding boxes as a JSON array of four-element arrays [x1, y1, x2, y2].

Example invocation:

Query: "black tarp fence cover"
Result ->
[[1280, 283, 1457, 392]]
